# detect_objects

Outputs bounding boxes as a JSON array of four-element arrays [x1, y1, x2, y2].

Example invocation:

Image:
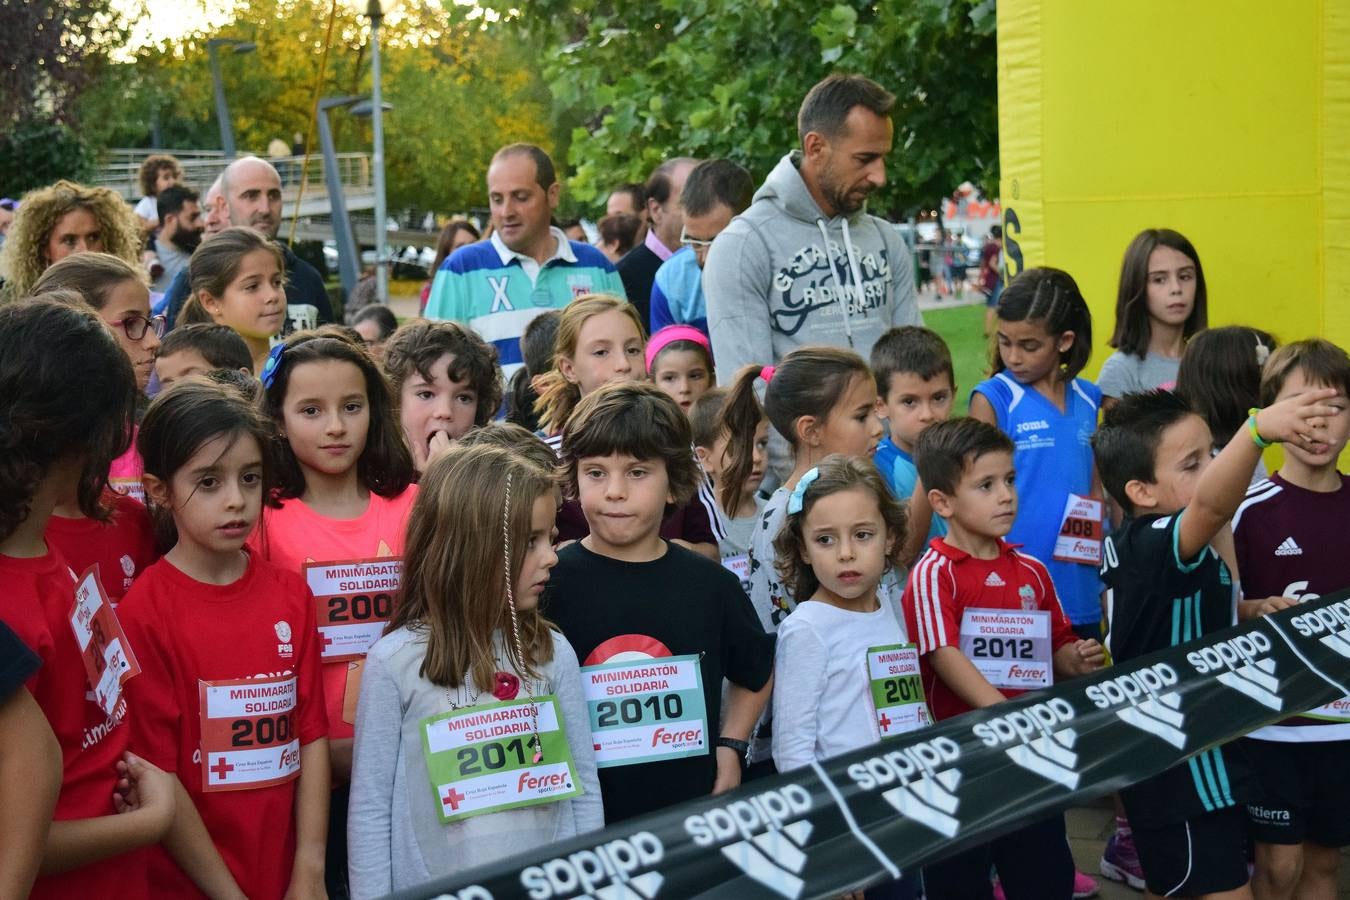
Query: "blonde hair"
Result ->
[[387, 444, 557, 690], [0, 180, 142, 300], [534, 294, 646, 435]]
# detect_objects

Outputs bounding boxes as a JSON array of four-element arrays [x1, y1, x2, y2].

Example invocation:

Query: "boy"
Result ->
[[544, 381, 775, 823], [905, 418, 1104, 900], [1231, 340, 1350, 900], [154, 323, 252, 389], [1092, 386, 1336, 900]]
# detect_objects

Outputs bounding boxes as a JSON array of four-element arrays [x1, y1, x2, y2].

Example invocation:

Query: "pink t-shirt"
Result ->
[[249, 487, 417, 740], [109, 430, 145, 505]]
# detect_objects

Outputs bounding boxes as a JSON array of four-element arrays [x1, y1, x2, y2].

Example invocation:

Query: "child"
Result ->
[[383, 320, 502, 474], [505, 309, 561, 432], [134, 154, 182, 234], [971, 267, 1104, 641], [1177, 326, 1279, 487], [1099, 228, 1208, 408], [1232, 340, 1350, 900], [0, 298, 176, 899], [119, 380, 331, 898], [46, 486, 158, 606], [348, 444, 601, 896], [1092, 386, 1336, 900], [253, 330, 417, 896], [182, 226, 288, 372], [647, 324, 714, 416], [544, 382, 775, 822], [155, 323, 253, 390], [456, 421, 559, 475], [692, 386, 769, 590], [905, 417, 1104, 900], [870, 325, 955, 542]]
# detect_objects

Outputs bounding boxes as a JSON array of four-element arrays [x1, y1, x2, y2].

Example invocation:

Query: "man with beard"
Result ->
[[151, 185, 203, 293], [162, 156, 333, 329]]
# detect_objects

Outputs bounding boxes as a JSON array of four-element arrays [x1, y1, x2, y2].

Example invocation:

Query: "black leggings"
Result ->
[[921, 813, 1074, 899]]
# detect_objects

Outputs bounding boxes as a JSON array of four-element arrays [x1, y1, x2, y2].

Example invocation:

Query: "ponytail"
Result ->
[[716, 365, 770, 512], [533, 371, 581, 437]]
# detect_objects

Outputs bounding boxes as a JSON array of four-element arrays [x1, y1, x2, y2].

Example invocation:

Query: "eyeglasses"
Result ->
[[110, 314, 167, 341], [679, 227, 715, 251]]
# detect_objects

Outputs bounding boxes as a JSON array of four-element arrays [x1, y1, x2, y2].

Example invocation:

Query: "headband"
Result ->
[[645, 325, 712, 374]]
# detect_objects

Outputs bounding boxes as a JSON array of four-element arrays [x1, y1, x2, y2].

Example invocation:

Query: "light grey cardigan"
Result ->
[[348, 626, 603, 898]]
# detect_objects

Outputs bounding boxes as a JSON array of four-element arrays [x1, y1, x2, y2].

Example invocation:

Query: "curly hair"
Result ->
[[0, 180, 143, 301], [138, 154, 182, 198], [383, 320, 503, 428]]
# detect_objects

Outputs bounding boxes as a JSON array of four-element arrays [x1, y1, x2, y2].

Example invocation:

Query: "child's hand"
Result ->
[[1071, 639, 1106, 674], [282, 872, 326, 900], [112, 752, 176, 836], [427, 430, 454, 467], [1254, 388, 1341, 448], [1245, 595, 1300, 618]]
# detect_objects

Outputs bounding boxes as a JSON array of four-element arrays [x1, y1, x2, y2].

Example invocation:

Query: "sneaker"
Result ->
[[1100, 827, 1146, 891], [1073, 869, 1100, 898]]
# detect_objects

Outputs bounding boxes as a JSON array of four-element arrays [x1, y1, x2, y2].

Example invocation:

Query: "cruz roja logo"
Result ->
[[684, 784, 814, 899], [1291, 598, 1350, 660], [519, 832, 664, 900], [1186, 631, 1282, 711], [973, 698, 1081, 789], [1085, 663, 1187, 749], [845, 736, 963, 838]]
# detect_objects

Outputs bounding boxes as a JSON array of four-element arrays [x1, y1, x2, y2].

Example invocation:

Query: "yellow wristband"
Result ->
[[1246, 408, 1272, 449]]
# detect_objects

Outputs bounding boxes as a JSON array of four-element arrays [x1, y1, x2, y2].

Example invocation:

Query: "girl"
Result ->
[[253, 329, 417, 895], [182, 226, 288, 372], [1099, 228, 1208, 408], [971, 268, 1102, 640], [771, 455, 918, 900], [1176, 325, 1279, 486], [0, 298, 177, 899], [647, 324, 714, 415], [692, 386, 769, 590], [119, 380, 331, 899], [348, 444, 601, 897], [505, 309, 561, 433], [383, 320, 502, 473]]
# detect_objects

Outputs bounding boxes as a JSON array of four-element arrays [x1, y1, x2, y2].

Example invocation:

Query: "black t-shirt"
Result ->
[[1102, 511, 1249, 825], [0, 618, 40, 700], [616, 243, 661, 329], [543, 540, 775, 823]]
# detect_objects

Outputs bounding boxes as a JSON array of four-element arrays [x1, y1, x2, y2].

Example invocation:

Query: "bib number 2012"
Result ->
[[595, 694, 683, 727], [971, 637, 1034, 659]]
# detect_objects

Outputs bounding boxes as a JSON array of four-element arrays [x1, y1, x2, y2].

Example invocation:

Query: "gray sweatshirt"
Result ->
[[348, 627, 603, 898]]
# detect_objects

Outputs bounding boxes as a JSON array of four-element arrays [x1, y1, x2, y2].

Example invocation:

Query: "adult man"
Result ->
[[616, 158, 697, 327], [151, 185, 203, 293], [704, 73, 920, 377], [423, 143, 625, 378], [202, 176, 230, 237], [649, 159, 753, 334], [163, 156, 333, 329], [606, 182, 647, 243]]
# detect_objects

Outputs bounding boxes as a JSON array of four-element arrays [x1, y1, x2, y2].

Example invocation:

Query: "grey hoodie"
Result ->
[[704, 150, 921, 381]]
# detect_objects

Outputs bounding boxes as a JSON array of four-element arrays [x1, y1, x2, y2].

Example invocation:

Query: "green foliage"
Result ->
[[0, 0, 132, 126], [483, 0, 997, 217], [0, 121, 94, 195]]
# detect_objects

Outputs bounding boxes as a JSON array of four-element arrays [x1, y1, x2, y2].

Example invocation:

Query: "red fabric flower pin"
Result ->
[[492, 672, 520, 700]]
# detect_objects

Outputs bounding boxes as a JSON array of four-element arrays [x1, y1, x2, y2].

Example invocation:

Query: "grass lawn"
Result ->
[[924, 303, 992, 414]]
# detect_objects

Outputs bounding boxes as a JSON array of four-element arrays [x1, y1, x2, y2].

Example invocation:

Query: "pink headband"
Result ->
[[645, 325, 713, 373]]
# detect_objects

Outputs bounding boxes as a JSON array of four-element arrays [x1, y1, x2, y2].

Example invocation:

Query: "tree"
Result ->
[[481, 0, 997, 218], [0, 0, 132, 126]]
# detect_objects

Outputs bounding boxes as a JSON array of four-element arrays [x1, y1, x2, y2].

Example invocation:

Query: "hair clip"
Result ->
[[260, 342, 285, 389], [786, 467, 820, 515], [1255, 340, 1270, 367], [759, 365, 775, 383]]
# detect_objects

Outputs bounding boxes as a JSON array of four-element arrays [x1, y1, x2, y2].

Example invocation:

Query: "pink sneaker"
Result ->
[[1073, 869, 1100, 898], [1100, 823, 1146, 891]]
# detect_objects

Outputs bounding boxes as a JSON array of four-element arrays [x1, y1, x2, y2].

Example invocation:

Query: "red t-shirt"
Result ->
[[0, 549, 145, 900], [46, 492, 159, 604], [118, 554, 328, 900], [902, 538, 1076, 721], [249, 488, 416, 742]]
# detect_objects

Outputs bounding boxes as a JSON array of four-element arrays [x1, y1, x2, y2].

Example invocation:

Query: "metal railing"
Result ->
[[92, 149, 372, 202]]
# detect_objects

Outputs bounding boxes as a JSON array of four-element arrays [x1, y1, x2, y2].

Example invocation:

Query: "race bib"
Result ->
[[304, 558, 400, 662], [108, 478, 145, 506], [70, 566, 140, 717], [1053, 494, 1103, 565], [421, 696, 582, 823], [722, 554, 750, 592], [866, 644, 930, 738], [198, 676, 301, 793], [1304, 696, 1350, 723], [959, 608, 1053, 690], [580, 654, 708, 768]]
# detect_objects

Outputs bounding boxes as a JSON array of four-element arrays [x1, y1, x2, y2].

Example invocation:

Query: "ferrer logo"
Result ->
[[1186, 632, 1281, 711], [846, 736, 963, 838], [685, 784, 814, 899], [972, 697, 1081, 789], [1085, 663, 1187, 749], [520, 832, 664, 900]]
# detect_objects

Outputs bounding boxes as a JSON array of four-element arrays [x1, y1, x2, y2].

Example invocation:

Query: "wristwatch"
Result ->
[[716, 736, 750, 760]]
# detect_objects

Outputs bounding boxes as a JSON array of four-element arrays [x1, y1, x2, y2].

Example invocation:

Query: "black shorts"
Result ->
[[1131, 806, 1249, 897], [1243, 737, 1350, 847], [1071, 620, 1102, 644]]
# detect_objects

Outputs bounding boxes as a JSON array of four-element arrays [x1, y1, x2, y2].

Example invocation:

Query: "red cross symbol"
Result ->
[[322, 634, 335, 650], [878, 713, 892, 733], [442, 787, 466, 810], [210, 757, 235, 781]]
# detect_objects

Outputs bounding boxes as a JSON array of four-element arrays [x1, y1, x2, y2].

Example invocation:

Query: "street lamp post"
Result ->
[[365, 0, 388, 304], [206, 38, 257, 159], [317, 96, 365, 303]]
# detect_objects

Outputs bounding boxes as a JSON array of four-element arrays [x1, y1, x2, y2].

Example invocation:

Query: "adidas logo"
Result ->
[[984, 572, 1006, 587], [1085, 663, 1188, 750], [520, 832, 665, 899], [845, 736, 964, 839], [973, 698, 1082, 789], [1290, 599, 1350, 660], [1274, 537, 1303, 557], [1186, 632, 1283, 711], [686, 784, 814, 898]]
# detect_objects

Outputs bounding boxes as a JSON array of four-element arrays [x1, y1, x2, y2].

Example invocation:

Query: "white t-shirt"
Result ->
[[771, 599, 909, 772], [134, 195, 158, 222]]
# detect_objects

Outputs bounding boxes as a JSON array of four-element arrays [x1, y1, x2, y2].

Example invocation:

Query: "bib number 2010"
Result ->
[[595, 694, 684, 727]]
